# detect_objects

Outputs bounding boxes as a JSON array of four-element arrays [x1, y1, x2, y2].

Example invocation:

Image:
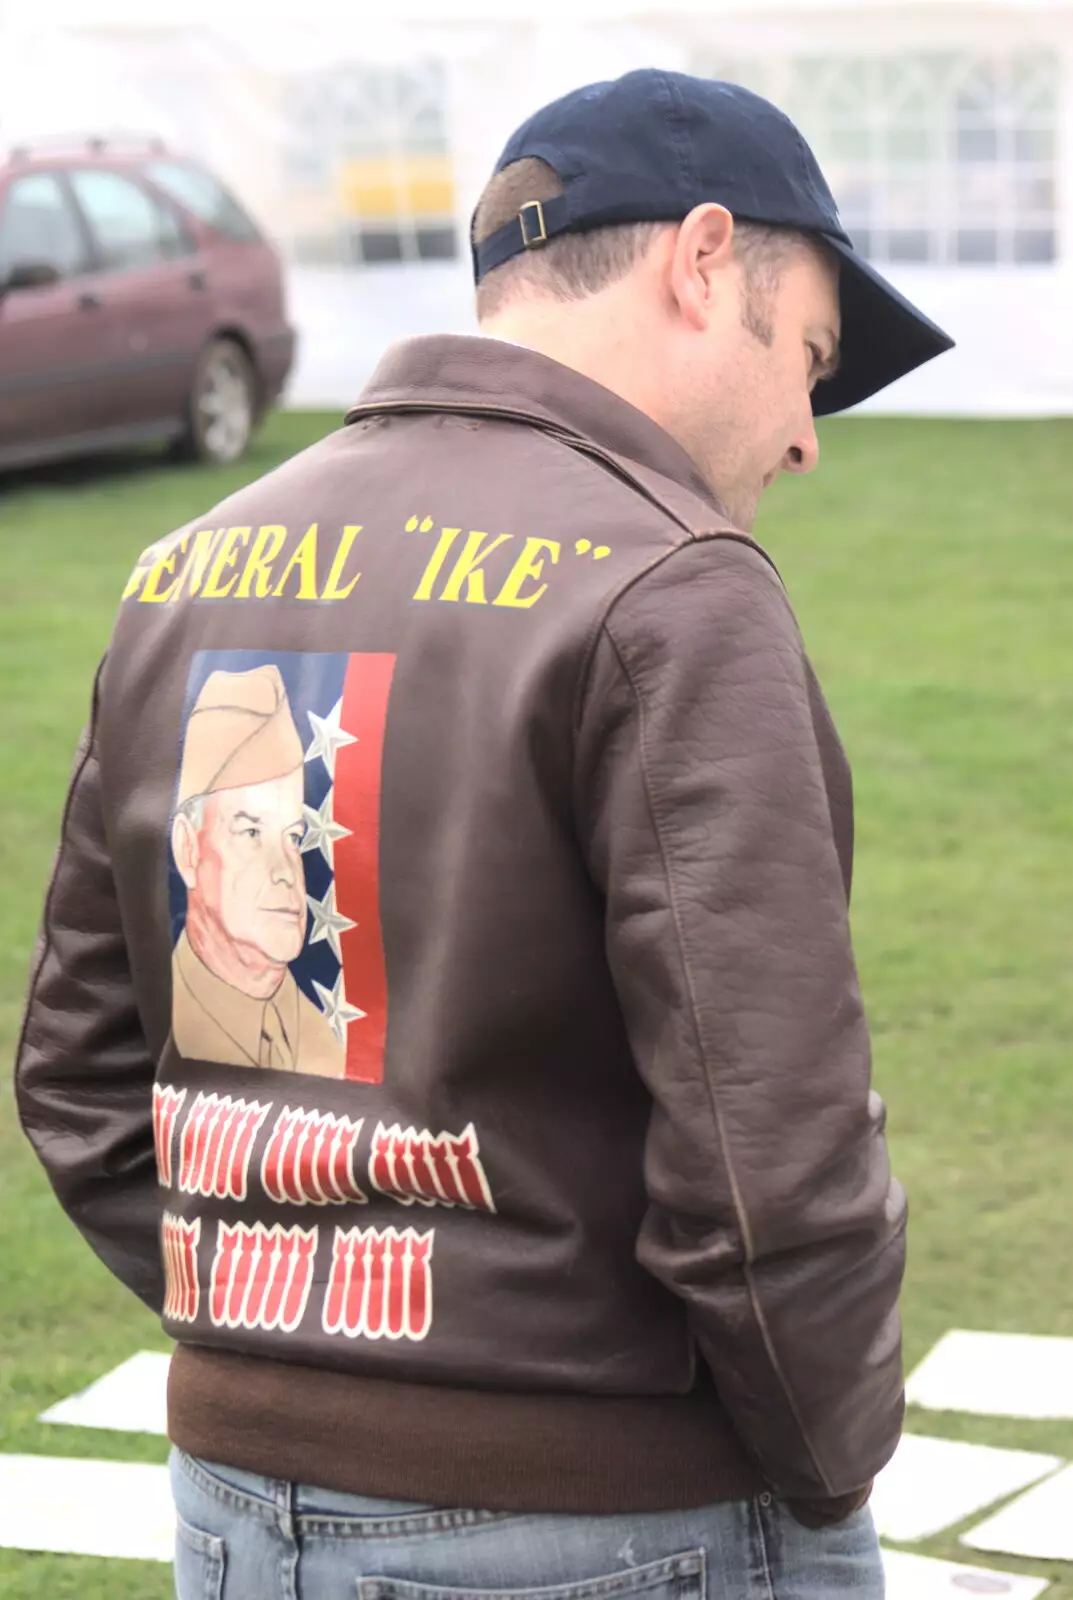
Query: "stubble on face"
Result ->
[[688, 239, 839, 531]]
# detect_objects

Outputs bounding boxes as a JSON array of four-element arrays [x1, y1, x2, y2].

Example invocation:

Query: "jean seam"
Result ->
[[176, 1510, 227, 1561], [356, 1550, 705, 1600], [176, 1449, 282, 1526], [750, 1498, 777, 1600], [299, 1508, 513, 1539]]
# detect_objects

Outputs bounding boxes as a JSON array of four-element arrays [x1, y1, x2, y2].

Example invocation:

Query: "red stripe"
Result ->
[[333, 654, 395, 1083]]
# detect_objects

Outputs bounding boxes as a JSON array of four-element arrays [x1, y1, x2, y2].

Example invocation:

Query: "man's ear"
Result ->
[[172, 814, 200, 891], [668, 203, 736, 332]]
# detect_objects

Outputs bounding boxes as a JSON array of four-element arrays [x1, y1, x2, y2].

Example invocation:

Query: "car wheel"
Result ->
[[177, 338, 257, 465]]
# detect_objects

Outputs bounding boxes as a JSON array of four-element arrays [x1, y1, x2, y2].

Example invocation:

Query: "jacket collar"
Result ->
[[347, 335, 724, 517]]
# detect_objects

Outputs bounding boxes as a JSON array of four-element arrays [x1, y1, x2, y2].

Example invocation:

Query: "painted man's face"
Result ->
[[182, 770, 307, 966]]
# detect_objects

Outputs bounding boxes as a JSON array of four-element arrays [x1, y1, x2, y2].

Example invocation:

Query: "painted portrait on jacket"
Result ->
[[168, 650, 394, 1082]]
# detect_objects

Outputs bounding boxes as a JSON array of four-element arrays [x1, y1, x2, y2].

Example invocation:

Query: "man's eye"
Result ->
[[287, 830, 304, 848], [239, 826, 260, 840]]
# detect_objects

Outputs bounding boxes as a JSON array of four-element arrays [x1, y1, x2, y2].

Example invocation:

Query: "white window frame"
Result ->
[[694, 47, 1061, 269]]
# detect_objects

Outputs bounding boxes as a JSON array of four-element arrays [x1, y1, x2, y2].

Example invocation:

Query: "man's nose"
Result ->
[[271, 847, 297, 884], [783, 418, 820, 476]]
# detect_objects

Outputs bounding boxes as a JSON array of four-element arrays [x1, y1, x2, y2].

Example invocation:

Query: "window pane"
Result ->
[[957, 126, 999, 163], [1014, 127, 1055, 163], [146, 161, 261, 243], [829, 124, 873, 160], [886, 126, 934, 164], [887, 175, 931, 223], [155, 200, 195, 261], [825, 57, 873, 109], [0, 171, 86, 279], [358, 229, 405, 264], [416, 225, 457, 260], [888, 229, 932, 262], [956, 168, 1010, 220], [705, 47, 1059, 275], [1012, 53, 1059, 114], [835, 180, 874, 226], [68, 169, 173, 273], [956, 63, 998, 112], [1016, 175, 1055, 215], [881, 59, 933, 113], [956, 228, 999, 263], [1013, 229, 1056, 263]]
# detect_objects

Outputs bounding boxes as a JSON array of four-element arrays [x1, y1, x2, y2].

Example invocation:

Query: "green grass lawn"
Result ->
[[0, 412, 1071, 1596]]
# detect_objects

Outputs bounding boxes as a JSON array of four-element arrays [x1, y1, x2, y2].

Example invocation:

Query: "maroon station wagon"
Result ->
[[0, 135, 296, 471]]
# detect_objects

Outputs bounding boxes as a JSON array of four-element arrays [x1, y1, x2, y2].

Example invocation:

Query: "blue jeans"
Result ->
[[171, 1448, 884, 1600]]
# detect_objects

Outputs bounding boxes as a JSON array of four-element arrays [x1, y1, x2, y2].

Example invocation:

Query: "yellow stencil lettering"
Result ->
[[272, 524, 320, 600], [201, 527, 251, 600], [492, 537, 561, 610], [235, 525, 287, 600], [172, 529, 225, 600], [322, 525, 362, 601], [139, 545, 182, 604], [123, 566, 148, 601], [439, 531, 512, 605], [413, 527, 462, 601]]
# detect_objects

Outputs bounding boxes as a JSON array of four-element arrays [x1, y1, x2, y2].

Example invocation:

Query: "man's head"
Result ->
[[173, 771, 308, 970], [471, 71, 952, 531], [475, 158, 839, 530], [172, 665, 308, 989]]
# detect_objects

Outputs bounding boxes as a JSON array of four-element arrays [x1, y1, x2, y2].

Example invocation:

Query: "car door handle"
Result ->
[[77, 291, 102, 311], [188, 270, 207, 291]]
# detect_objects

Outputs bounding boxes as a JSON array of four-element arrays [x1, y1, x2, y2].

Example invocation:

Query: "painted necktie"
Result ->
[[259, 1000, 293, 1072]]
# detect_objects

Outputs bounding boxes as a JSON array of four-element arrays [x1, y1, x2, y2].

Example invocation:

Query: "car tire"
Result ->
[[175, 337, 258, 466]]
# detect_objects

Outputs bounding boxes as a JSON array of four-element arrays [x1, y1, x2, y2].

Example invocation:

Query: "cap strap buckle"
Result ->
[[519, 200, 548, 249]]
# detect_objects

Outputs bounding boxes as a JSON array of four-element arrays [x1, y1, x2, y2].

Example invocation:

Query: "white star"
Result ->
[[306, 882, 357, 961], [312, 971, 366, 1048], [305, 699, 358, 779], [301, 788, 352, 867]]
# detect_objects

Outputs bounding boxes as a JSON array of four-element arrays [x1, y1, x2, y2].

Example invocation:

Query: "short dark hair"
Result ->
[[472, 156, 806, 332]]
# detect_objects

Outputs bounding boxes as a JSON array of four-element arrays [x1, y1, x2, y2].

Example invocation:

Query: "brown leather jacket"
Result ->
[[15, 335, 905, 1519]]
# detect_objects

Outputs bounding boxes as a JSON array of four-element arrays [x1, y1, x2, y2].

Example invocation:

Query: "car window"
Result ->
[[0, 172, 88, 281], [67, 168, 193, 274], [144, 161, 262, 243]]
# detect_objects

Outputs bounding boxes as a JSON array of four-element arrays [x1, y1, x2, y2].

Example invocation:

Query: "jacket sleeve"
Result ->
[[574, 535, 906, 1503], [14, 660, 164, 1312]]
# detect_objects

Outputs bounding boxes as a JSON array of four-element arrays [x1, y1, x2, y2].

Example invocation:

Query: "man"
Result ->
[[171, 664, 345, 1078], [16, 71, 952, 1599]]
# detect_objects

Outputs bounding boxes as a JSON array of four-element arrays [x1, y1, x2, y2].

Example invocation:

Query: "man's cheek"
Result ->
[[197, 846, 224, 911]]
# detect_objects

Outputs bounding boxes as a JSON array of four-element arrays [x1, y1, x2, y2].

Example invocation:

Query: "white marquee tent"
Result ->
[[1, 0, 1071, 414]]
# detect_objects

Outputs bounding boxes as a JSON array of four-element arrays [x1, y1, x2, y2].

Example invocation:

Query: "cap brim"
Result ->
[[812, 236, 955, 417]]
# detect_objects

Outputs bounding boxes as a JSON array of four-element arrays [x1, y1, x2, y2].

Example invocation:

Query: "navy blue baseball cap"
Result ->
[[472, 70, 954, 416]]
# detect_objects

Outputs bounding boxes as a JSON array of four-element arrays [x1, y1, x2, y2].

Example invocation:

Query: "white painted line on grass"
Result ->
[[39, 1350, 170, 1436], [883, 1548, 1049, 1597], [963, 1462, 1073, 1562], [0, 1454, 172, 1562], [871, 1433, 1062, 1542], [908, 1331, 1073, 1419]]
